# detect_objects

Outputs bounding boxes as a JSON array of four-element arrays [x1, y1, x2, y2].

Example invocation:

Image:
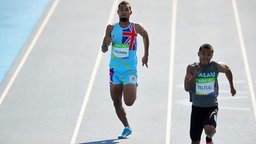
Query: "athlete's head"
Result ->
[[198, 43, 214, 65], [117, 1, 132, 22]]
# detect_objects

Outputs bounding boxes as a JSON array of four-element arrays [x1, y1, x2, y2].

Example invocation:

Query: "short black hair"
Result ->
[[199, 43, 214, 53], [118, 1, 131, 10]]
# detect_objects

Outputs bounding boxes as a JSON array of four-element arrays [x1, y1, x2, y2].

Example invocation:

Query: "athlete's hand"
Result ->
[[101, 43, 109, 53], [230, 86, 236, 96], [194, 63, 201, 76], [142, 55, 148, 68], [101, 36, 113, 53]]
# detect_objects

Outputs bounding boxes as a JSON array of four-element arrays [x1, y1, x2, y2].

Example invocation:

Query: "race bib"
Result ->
[[195, 78, 215, 96], [112, 43, 129, 58]]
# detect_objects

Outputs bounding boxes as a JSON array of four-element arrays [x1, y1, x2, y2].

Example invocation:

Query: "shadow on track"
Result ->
[[79, 138, 123, 144]]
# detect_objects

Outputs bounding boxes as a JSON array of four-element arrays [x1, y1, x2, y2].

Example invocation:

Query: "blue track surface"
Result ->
[[0, 0, 50, 84]]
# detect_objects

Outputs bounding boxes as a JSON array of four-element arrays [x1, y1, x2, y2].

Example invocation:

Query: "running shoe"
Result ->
[[206, 139, 214, 144], [118, 127, 132, 139]]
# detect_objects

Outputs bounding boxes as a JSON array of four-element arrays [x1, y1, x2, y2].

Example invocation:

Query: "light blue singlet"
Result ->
[[109, 22, 138, 70]]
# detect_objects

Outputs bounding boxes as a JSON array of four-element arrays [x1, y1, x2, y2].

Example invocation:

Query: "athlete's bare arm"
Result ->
[[217, 62, 236, 96], [101, 24, 114, 53], [184, 63, 201, 91], [135, 23, 149, 67]]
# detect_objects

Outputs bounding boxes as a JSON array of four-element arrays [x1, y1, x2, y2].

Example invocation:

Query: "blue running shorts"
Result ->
[[109, 68, 138, 86]]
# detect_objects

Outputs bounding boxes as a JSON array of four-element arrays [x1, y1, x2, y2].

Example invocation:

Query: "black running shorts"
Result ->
[[190, 105, 218, 141]]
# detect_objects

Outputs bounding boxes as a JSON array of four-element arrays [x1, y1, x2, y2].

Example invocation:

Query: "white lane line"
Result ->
[[177, 97, 250, 111], [166, 0, 177, 143], [69, 1, 118, 144], [220, 106, 250, 111], [0, 0, 60, 105], [231, 0, 256, 120]]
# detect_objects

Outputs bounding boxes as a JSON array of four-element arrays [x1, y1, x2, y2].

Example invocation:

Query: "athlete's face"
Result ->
[[117, 4, 132, 22], [198, 48, 213, 65]]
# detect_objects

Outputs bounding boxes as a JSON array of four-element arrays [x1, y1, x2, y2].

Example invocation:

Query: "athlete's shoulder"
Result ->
[[133, 22, 148, 36], [210, 61, 218, 65], [103, 24, 115, 37], [215, 61, 230, 73], [132, 22, 142, 26], [106, 24, 115, 31], [133, 22, 140, 26], [133, 22, 143, 30]]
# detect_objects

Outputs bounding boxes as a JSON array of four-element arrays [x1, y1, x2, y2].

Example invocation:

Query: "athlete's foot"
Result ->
[[118, 126, 132, 139]]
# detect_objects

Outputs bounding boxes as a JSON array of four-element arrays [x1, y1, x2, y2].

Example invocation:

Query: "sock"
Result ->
[[125, 126, 130, 129], [206, 136, 212, 142]]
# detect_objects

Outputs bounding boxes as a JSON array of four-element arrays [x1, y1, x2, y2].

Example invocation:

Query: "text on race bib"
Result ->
[[195, 77, 216, 96], [112, 43, 129, 58]]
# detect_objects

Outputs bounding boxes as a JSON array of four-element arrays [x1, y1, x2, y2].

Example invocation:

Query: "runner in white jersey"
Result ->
[[101, 1, 149, 139]]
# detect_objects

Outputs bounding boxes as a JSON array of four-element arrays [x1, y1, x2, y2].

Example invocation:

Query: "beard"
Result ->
[[120, 17, 128, 22]]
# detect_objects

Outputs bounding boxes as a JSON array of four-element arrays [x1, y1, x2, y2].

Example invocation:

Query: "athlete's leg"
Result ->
[[110, 84, 129, 127], [123, 84, 137, 106], [122, 70, 137, 106], [190, 106, 204, 144], [204, 107, 217, 139], [204, 107, 218, 143], [204, 124, 216, 138]]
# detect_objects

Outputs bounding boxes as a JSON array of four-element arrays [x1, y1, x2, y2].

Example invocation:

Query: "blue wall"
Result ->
[[0, 0, 51, 84]]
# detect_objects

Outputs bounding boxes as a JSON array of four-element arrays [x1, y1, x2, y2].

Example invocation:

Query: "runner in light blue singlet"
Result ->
[[109, 22, 138, 85], [101, 1, 149, 139]]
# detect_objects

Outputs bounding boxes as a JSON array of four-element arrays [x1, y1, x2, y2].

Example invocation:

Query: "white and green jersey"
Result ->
[[189, 61, 219, 107]]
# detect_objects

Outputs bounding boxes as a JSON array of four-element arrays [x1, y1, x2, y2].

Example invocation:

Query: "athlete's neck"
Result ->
[[119, 21, 130, 28]]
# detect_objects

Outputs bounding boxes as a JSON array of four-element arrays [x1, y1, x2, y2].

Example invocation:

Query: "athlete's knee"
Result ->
[[124, 100, 135, 106], [123, 94, 136, 106], [204, 125, 216, 137]]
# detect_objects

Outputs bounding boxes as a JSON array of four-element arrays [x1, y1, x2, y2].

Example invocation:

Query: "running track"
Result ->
[[0, 0, 256, 143]]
